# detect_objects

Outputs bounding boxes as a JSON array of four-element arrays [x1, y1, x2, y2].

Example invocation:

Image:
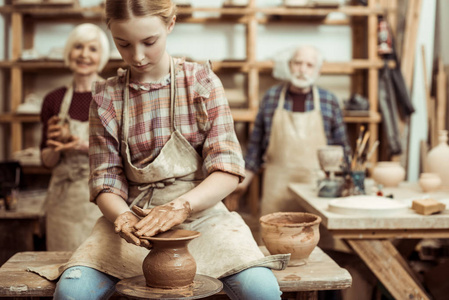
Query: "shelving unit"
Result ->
[[0, 1, 391, 212]]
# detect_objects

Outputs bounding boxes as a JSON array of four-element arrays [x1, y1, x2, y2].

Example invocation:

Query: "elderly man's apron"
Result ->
[[45, 86, 102, 251], [261, 85, 327, 216], [29, 58, 289, 281]]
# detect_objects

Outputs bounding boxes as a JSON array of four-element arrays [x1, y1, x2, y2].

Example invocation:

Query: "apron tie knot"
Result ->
[[131, 178, 176, 209]]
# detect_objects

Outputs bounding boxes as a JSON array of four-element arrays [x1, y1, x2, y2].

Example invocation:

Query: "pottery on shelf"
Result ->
[[419, 173, 442, 193], [371, 161, 405, 187], [142, 229, 201, 289], [427, 130, 449, 188], [259, 212, 321, 266]]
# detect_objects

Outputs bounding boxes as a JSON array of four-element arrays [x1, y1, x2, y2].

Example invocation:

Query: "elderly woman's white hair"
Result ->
[[272, 45, 324, 81], [63, 23, 110, 72]]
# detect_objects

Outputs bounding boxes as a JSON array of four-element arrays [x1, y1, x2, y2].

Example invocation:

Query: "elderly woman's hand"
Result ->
[[132, 198, 192, 238], [114, 211, 151, 249], [47, 116, 71, 143]]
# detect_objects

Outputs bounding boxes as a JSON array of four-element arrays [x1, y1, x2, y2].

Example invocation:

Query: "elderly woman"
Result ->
[[40, 23, 110, 251]]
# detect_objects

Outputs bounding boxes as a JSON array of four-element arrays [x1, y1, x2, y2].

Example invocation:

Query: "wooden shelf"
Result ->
[[0, 4, 385, 18], [0, 113, 40, 123], [0, 59, 395, 75]]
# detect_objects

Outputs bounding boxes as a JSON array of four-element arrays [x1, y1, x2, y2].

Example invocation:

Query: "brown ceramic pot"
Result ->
[[260, 212, 321, 266], [142, 229, 201, 289]]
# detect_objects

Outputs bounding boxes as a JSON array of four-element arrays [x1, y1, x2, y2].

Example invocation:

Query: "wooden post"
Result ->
[[10, 13, 24, 155]]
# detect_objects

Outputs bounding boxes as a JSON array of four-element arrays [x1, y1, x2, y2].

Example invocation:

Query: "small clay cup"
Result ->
[[260, 212, 321, 266], [142, 229, 201, 289]]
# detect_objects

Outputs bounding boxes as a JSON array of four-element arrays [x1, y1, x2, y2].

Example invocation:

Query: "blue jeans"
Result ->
[[54, 266, 281, 300]]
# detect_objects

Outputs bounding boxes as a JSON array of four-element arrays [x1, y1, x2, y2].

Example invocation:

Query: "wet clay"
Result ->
[[141, 229, 201, 289], [260, 212, 321, 266]]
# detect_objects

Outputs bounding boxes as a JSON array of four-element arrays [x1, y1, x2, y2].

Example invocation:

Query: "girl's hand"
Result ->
[[114, 211, 151, 249], [132, 199, 192, 237]]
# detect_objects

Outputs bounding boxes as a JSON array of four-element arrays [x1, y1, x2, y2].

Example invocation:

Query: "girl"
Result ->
[[31, 1, 289, 299]]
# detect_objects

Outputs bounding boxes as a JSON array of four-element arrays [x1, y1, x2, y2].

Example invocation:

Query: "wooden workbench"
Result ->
[[289, 182, 449, 300], [0, 189, 47, 265], [0, 247, 351, 299]]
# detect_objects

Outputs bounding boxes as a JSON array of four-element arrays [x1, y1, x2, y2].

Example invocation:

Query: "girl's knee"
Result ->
[[222, 267, 282, 300], [54, 266, 118, 300]]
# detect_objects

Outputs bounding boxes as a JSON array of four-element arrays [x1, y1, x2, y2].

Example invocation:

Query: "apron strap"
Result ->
[[170, 57, 176, 133], [58, 84, 74, 121]]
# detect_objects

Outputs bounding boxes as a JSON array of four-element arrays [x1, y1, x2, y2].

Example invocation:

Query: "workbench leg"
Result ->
[[347, 239, 430, 300], [295, 291, 317, 300]]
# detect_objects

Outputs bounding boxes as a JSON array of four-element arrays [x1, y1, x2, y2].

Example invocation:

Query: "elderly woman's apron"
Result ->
[[45, 86, 102, 251], [261, 85, 327, 216], [29, 59, 289, 281]]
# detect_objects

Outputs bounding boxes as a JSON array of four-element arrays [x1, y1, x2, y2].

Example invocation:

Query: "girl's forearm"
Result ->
[[176, 171, 239, 213], [96, 193, 131, 223]]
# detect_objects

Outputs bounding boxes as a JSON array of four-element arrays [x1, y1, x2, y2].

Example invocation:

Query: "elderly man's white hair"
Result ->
[[272, 45, 324, 81], [63, 23, 110, 72]]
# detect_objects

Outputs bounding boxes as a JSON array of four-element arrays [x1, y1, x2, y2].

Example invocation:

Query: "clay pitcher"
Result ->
[[142, 229, 201, 289]]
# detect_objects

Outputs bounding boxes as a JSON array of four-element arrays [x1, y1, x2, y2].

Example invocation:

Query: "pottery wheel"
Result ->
[[116, 274, 223, 300]]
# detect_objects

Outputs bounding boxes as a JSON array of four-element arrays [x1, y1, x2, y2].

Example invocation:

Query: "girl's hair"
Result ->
[[272, 45, 324, 81], [63, 23, 110, 72], [105, 0, 177, 27]]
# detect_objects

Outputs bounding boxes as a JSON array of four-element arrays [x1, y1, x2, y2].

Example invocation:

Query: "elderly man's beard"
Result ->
[[291, 72, 317, 89]]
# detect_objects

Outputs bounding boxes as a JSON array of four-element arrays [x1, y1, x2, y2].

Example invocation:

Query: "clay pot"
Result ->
[[419, 173, 442, 193], [427, 130, 449, 188], [371, 161, 405, 187], [142, 229, 201, 289], [260, 212, 321, 266]]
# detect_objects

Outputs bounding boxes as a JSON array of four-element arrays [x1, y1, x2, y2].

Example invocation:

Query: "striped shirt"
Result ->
[[88, 59, 245, 203], [245, 84, 351, 173]]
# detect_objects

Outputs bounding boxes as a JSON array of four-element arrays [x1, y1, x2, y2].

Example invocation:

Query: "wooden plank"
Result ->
[[0, 251, 71, 297], [436, 58, 447, 132], [401, 0, 422, 90], [420, 140, 428, 173], [330, 229, 449, 239], [348, 240, 430, 300]]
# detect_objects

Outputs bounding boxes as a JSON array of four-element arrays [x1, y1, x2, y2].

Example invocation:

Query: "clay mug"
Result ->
[[260, 212, 321, 266], [371, 161, 405, 187], [419, 173, 441, 193], [142, 229, 201, 289]]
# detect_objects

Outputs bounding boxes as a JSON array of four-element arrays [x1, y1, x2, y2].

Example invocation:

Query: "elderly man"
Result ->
[[229, 45, 351, 215]]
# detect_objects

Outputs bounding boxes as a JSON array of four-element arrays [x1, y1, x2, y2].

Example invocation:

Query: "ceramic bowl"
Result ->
[[260, 212, 321, 266]]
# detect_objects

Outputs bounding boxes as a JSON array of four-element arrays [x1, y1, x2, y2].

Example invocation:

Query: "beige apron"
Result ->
[[261, 85, 327, 216], [45, 85, 102, 251], [29, 58, 289, 281]]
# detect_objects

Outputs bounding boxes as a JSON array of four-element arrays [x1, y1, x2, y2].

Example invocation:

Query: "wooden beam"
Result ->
[[348, 240, 430, 300]]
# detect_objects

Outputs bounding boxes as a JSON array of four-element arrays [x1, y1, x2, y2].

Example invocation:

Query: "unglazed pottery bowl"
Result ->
[[142, 229, 201, 289], [260, 212, 321, 266], [371, 161, 405, 187]]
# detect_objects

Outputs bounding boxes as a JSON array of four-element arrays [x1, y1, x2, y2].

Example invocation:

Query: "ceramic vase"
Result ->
[[371, 161, 405, 187], [419, 173, 442, 193], [142, 229, 201, 289], [260, 212, 321, 266], [427, 130, 449, 188]]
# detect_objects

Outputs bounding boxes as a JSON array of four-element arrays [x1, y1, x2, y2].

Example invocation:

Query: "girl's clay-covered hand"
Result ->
[[132, 199, 192, 237], [114, 211, 151, 249]]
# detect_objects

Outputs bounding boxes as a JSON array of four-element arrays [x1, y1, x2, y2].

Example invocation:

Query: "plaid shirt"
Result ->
[[245, 84, 351, 173], [88, 59, 245, 203]]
